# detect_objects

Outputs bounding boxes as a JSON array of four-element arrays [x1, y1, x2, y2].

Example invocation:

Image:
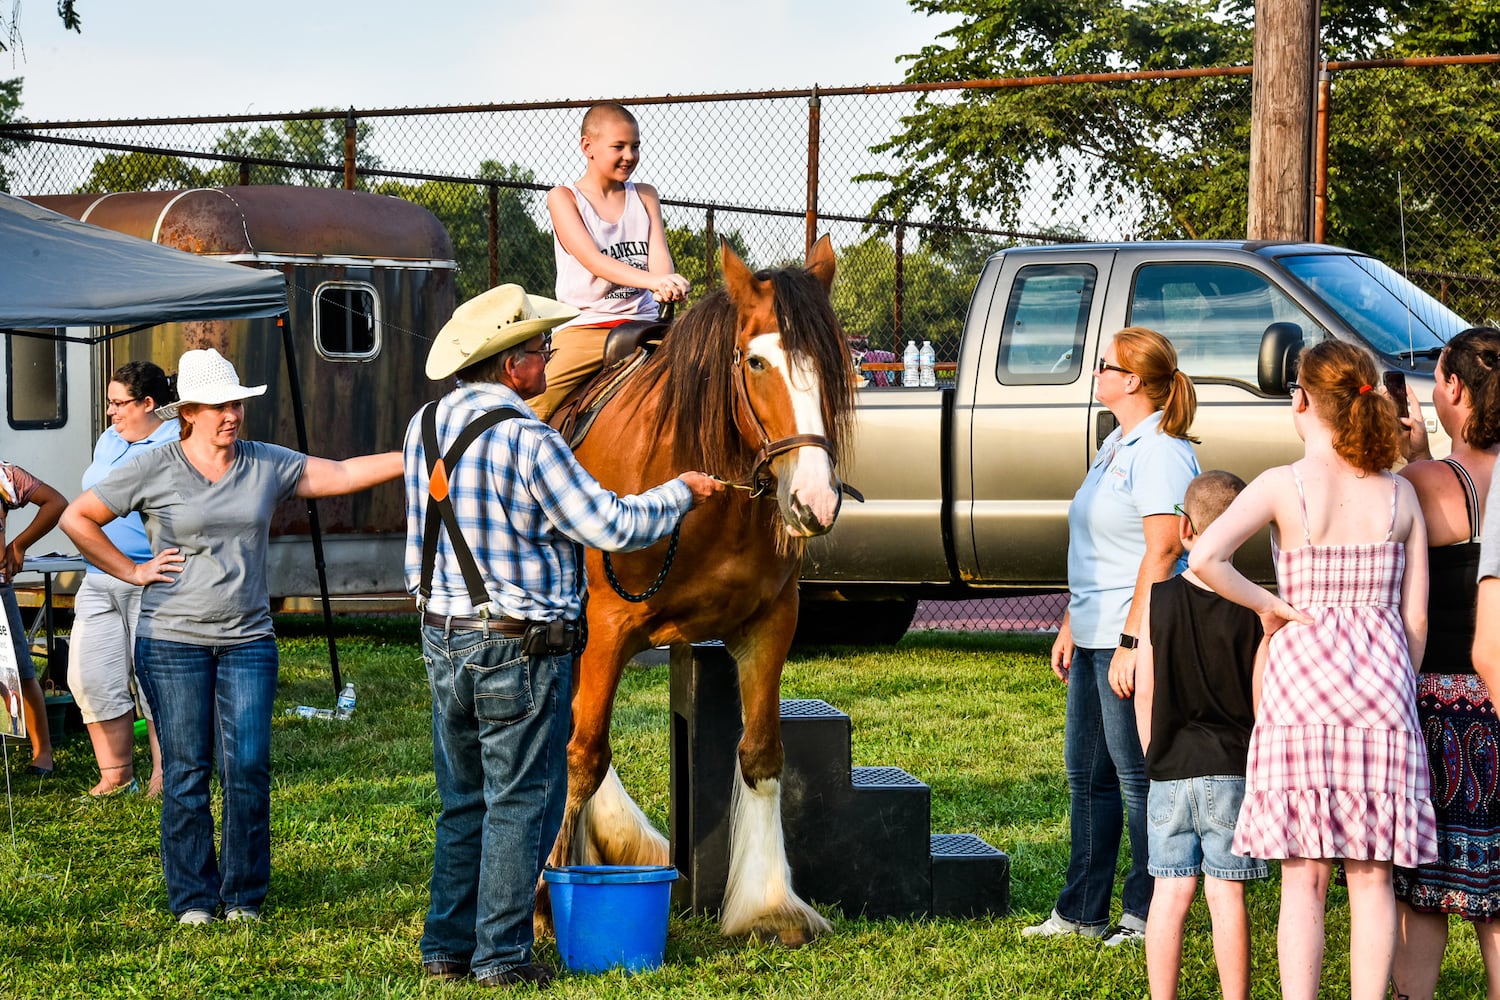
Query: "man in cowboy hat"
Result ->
[[405, 284, 720, 987]]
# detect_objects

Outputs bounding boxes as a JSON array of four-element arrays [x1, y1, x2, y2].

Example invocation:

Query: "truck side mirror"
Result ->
[[1257, 322, 1304, 395]]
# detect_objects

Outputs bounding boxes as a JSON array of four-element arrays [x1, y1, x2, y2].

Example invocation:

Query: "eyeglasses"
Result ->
[[1287, 380, 1301, 397], [1173, 502, 1197, 535], [1095, 358, 1133, 376], [525, 341, 558, 363], [106, 397, 139, 410]]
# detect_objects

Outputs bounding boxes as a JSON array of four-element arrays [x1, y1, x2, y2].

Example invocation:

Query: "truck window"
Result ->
[[7, 330, 66, 430], [995, 263, 1096, 385], [314, 281, 381, 361], [1128, 263, 1323, 384]]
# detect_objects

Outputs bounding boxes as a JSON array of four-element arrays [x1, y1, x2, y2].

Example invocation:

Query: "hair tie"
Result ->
[[1359, 384, 1373, 394]]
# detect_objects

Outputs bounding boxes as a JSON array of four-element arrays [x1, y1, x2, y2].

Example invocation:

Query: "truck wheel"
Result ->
[[793, 596, 918, 646]]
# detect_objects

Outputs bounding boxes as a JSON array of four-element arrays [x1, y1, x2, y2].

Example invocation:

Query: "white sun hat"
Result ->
[[425, 283, 579, 381], [156, 348, 267, 420]]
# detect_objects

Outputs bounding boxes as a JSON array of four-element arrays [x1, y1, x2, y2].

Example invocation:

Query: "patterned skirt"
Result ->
[[1393, 673, 1500, 921]]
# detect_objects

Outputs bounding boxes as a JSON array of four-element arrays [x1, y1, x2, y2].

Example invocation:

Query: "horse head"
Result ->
[[720, 236, 852, 537]]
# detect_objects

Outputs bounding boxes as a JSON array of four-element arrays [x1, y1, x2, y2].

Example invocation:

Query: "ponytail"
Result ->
[[1112, 326, 1199, 442], [1297, 340, 1400, 474]]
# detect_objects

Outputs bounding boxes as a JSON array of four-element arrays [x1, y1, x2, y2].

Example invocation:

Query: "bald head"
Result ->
[[1183, 469, 1247, 535], [581, 102, 638, 138]]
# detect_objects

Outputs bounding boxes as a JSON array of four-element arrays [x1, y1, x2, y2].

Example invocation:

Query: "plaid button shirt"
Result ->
[[403, 382, 691, 619]]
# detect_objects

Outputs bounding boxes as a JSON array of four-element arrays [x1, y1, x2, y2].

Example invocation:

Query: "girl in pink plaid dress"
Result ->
[[1189, 339, 1436, 1000]]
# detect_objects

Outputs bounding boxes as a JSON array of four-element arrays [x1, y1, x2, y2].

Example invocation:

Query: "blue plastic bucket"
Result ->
[[542, 865, 677, 974]]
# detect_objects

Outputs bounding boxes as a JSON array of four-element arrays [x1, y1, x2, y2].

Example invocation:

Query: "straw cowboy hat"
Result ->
[[156, 348, 267, 420], [425, 284, 579, 381]]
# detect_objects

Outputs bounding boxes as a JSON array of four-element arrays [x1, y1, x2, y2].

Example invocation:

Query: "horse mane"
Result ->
[[639, 263, 855, 480]]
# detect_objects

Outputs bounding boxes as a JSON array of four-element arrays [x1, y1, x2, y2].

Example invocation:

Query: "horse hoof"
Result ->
[[749, 925, 813, 948], [774, 926, 812, 949]]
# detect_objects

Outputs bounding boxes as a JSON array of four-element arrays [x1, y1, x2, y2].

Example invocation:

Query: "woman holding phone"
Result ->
[[1392, 327, 1500, 1000]]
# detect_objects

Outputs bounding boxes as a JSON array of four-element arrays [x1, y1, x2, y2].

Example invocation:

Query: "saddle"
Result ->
[[551, 317, 671, 448]]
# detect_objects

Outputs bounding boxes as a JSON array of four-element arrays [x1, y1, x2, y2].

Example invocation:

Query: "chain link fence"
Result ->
[[4, 56, 1497, 633]]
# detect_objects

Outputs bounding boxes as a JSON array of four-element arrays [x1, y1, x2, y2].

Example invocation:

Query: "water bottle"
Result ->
[[919, 340, 936, 387], [285, 705, 319, 719], [902, 339, 920, 387], [335, 683, 356, 720]]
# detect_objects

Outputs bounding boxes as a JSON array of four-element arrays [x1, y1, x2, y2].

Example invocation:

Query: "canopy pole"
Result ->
[[277, 313, 342, 694]]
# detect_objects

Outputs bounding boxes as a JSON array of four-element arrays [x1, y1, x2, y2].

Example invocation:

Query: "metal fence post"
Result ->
[[805, 85, 820, 259], [704, 206, 717, 288], [893, 219, 907, 352], [488, 183, 499, 290], [1314, 66, 1331, 243], [343, 108, 357, 190]]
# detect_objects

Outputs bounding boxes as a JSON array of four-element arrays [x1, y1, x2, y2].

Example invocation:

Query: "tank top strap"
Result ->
[[1292, 464, 1312, 545], [1385, 471, 1399, 542], [1441, 457, 1483, 542]]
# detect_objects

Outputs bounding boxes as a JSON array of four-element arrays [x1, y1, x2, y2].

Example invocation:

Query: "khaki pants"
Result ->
[[527, 324, 611, 421]]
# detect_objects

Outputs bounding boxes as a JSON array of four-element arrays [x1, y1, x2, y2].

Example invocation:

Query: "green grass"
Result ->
[[0, 619, 1488, 998]]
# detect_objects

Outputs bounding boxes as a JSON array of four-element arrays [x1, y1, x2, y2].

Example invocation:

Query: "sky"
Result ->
[[4, 0, 958, 121]]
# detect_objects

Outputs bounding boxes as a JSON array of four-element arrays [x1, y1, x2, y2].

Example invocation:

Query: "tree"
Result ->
[[871, 1, 1500, 316], [76, 114, 382, 193], [869, 2, 1499, 239], [0, 76, 21, 192], [831, 233, 993, 354], [1, 1, 80, 54], [371, 162, 552, 303], [664, 225, 752, 302]]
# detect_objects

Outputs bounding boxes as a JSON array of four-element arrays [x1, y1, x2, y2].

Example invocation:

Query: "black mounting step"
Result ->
[[669, 642, 1009, 920]]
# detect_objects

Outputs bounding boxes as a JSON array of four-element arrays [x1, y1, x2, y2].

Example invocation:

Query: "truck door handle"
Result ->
[[1096, 411, 1118, 448]]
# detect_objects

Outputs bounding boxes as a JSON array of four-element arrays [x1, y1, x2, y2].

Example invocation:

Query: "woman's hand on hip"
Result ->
[[131, 547, 185, 587]]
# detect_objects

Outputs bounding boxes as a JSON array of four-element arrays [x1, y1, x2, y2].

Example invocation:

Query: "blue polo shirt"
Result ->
[[80, 420, 180, 568], [1066, 410, 1199, 649]]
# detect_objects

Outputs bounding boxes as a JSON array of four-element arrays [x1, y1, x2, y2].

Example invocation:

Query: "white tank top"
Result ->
[[553, 181, 658, 329]]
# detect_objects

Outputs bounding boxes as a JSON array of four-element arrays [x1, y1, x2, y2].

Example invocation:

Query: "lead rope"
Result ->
[[602, 523, 682, 602]]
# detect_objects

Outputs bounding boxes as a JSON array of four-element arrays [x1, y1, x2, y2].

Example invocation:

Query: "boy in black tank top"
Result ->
[[1134, 470, 1266, 1000]]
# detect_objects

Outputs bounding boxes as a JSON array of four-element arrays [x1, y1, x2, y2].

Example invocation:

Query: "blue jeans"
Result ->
[[419, 623, 572, 979], [1055, 645, 1153, 927], [135, 635, 278, 917]]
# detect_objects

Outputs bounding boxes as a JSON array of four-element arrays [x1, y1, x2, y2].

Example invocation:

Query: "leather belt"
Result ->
[[422, 612, 533, 637]]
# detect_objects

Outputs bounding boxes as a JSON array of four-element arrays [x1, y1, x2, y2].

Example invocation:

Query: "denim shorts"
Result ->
[[1147, 775, 1267, 880]]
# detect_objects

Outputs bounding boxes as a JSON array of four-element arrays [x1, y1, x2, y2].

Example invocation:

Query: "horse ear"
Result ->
[[805, 234, 836, 292], [721, 238, 760, 303]]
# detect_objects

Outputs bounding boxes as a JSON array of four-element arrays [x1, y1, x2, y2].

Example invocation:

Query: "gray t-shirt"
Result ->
[[1481, 462, 1500, 581], [92, 440, 306, 645]]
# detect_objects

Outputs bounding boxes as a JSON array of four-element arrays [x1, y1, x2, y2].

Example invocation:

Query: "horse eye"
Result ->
[[747, 356, 767, 372]]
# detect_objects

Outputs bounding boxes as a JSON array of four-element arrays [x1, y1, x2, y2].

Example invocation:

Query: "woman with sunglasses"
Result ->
[[1394, 327, 1500, 1000], [1190, 339, 1433, 1000], [1025, 327, 1199, 946], [69, 361, 177, 797]]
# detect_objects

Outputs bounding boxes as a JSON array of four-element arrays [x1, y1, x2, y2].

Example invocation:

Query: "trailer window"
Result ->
[[996, 263, 1096, 385], [314, 282, 381, 361], [7, 330, 66, 430]]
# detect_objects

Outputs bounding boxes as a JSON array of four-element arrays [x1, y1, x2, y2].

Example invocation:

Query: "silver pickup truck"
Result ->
[[799, 241, 1471, 642]]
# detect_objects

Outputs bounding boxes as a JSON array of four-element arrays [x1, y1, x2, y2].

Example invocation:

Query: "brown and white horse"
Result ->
[[548, 236, 853, 945]]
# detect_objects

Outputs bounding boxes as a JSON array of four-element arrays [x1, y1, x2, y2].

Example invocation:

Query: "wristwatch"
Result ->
[[1118, 633, 1138, 650]]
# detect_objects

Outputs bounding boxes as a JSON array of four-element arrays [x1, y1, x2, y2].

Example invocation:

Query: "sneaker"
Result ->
[[1021, 909, 1108, 939], [1102, 916, 1146, 947], [178, 909, 214, 926], [224, 907, 260, 922]]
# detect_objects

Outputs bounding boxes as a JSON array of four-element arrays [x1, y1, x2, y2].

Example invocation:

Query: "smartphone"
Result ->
[[1383, 370, 1410, 420]]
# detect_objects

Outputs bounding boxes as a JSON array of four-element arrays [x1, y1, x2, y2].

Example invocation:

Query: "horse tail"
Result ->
[[572, 766, 669, 867]]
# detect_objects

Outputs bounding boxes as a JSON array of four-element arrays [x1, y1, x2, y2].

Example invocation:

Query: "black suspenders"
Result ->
[[418, 402, 523, 611]]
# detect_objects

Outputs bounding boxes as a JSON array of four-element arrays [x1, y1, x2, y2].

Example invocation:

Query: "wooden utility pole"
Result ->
[[1247, 0, 1320, 240]]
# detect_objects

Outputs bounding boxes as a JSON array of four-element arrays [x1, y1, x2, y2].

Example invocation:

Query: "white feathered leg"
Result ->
[[719, 759, 831, 945], [572, 765, 669, 866]]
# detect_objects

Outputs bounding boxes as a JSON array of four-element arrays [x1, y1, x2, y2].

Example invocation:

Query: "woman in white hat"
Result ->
[[60, 347, 403, 925]]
